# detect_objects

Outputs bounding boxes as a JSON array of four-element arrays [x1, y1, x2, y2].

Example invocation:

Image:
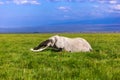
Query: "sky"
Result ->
[[0, 0, 120, 32]]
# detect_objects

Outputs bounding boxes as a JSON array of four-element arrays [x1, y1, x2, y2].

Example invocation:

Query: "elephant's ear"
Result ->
[[54, 36, 64, 48], [49, 38, 55, 46], [49, 35, 59, 47], [53, 35, 59, 43]]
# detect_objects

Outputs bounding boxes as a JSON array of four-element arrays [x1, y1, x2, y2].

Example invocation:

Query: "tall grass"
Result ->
[[0, 33, 120, 80]]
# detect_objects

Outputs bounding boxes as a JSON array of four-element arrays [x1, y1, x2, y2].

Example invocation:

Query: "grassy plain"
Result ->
[[0, 33, 120, 80]]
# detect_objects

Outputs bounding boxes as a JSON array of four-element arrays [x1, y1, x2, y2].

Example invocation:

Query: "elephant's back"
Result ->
[[71, 38, 92, 52]]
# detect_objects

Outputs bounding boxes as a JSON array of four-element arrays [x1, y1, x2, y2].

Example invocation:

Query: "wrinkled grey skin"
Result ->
[[31, 35, 92, 52]]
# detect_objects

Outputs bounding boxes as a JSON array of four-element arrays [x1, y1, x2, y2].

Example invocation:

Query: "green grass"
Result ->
[[0, 33, 120, 80]]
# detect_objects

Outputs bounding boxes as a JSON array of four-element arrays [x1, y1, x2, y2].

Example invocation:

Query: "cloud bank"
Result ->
[[0, 0, 120, 5], [13, 0, 40, 5], [0, 0, 120, 17], [48, 0, 120, 3], [0, 0, 40, 5]]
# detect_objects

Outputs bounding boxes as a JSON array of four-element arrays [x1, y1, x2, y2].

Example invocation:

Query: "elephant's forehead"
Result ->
[[49, 35, 59, 39]]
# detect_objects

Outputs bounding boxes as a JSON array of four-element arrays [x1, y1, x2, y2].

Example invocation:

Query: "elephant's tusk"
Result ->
[[30, 46, 49, 52]]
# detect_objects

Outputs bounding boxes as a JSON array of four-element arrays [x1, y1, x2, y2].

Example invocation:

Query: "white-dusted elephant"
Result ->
[[31, 35, 92, 52]]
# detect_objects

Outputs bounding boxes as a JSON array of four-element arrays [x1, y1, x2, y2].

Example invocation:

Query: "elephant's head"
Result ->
[[31, 35, 59, 52]]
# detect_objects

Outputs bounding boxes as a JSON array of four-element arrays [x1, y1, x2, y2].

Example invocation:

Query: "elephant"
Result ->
[[30, 35, 92, 52]]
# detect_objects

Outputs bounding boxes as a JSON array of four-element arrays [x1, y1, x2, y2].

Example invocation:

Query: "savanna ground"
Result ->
[[0, 33, 120, 80]]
